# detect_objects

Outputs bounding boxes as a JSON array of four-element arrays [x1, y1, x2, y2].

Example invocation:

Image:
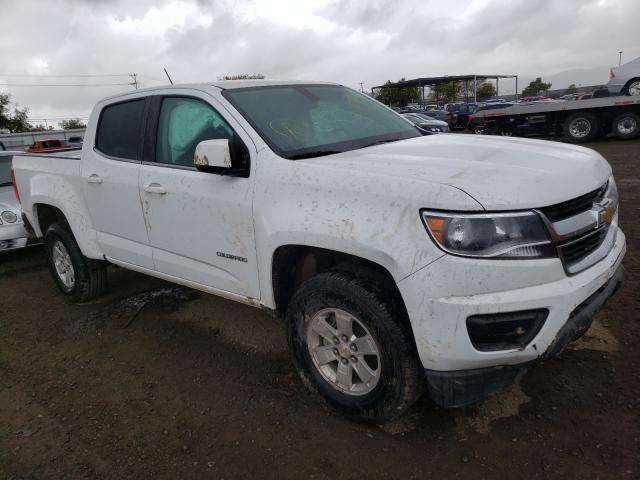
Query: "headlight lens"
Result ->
[[422, 211, 554, 258], [602, 176, 618, 218], [1, 211, 18, 224]]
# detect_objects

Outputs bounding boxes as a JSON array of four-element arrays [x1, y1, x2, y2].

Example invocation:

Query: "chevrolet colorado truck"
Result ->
[[11, 81, 626, 422]]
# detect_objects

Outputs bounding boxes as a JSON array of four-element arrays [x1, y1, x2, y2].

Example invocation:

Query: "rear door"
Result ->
[[138, 90, 260, 299], [81, 97, 154, 269]]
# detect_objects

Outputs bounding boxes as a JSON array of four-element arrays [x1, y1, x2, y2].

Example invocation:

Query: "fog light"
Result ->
[[467, 309, 548, 352]]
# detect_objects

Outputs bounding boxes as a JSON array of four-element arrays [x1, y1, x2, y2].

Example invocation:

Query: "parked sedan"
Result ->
[[420, 108, 453, 124], [0, 152, 30, 252], [401, 113, 450, 134], [607, 56, 640, 96]]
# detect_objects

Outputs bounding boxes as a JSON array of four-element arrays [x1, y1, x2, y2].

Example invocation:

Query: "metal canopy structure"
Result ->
[[371, 74, 519, 104]]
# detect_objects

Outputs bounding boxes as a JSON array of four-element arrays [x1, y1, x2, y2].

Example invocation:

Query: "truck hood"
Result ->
[[303, 134, 611, 210]]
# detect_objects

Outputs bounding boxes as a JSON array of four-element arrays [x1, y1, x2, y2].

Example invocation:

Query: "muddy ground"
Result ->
[[1, 137, 639, 479]]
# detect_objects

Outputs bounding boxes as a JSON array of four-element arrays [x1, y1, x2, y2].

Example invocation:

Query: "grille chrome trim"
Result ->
[[536, 180, 616, 274], [538, 182, 608, 223]]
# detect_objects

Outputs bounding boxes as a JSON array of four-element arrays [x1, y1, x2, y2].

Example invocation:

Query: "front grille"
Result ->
[[558, 227, 609, 266], [539, 182, 608, 222]]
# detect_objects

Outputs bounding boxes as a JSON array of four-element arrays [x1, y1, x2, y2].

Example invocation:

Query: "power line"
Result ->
[[0, 73, 130, 78], [0, 83, 133, 87]]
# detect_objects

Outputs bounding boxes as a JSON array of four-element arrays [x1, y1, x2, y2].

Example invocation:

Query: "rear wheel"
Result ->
[[612, 112, 640, 139], [563, 112, 600, 143], [287, 269, 424, 423], [44, 223, 107, 303]]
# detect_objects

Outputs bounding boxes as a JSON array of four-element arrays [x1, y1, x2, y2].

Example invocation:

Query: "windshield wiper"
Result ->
[[289, 150, 342, 160], [362, 138, 403, 148]]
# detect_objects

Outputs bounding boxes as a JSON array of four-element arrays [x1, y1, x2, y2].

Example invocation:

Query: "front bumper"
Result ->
[[397, 227, 626, 405], [0, 222, 29, 252], [424, 264, 623, 407]]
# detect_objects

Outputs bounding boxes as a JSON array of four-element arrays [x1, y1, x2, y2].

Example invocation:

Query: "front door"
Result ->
[[138, 92, 259, 299]]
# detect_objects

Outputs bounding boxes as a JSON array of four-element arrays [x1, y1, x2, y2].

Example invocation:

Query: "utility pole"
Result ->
[[619, 51, 623, 66], [129, 73, 138, 90]]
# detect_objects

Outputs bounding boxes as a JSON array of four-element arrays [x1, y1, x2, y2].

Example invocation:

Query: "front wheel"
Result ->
[[44, 223, 107, 303], [624, 78, 640, 96], [287, 269, 424, 423]]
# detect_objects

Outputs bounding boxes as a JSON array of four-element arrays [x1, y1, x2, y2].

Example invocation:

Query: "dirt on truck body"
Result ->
[[1, 138, 639, 479]]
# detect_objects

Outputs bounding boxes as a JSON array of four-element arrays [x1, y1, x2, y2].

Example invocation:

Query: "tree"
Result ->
[[565, 83, 578, 95], [219, 73, 265, 80], [0, 93, 32, 133], [476, 81, 497, 100], [61, 118, 87, 130], [429, 82, 462, 103], [374, 79, 420, 107], [522, 77, 552, 97]]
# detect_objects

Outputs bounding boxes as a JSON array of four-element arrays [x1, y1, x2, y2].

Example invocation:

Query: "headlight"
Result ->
[[1, 211, 18, 224], [421, 211, 555, 258], [602, 176, 618, 215]]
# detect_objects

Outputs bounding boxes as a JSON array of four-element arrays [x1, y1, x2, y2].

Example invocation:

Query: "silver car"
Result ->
[[607, 56, 640, 96], [0, 152, 30, 252], [401, 113, 450, 133]]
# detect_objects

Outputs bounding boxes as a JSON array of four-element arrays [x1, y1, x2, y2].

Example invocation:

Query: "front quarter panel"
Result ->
[[253, 150, 483, 308]]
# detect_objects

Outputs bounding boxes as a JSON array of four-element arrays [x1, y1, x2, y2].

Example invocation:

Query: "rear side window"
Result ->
[[96, 99, 145, 160]]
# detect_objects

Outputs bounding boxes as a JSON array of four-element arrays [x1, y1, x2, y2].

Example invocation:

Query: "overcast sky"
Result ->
[[1, 0, 639, 127]]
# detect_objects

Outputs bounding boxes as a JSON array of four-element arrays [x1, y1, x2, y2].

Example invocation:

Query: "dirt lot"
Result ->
[[1, 137, 639, 480]]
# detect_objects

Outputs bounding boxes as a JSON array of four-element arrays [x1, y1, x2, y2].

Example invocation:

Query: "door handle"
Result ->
[[143, 182, 167, 195], [86, 174, 103, 184]]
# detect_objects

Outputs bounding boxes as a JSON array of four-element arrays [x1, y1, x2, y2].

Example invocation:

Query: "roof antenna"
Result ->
[[163, 68, 174, 85]]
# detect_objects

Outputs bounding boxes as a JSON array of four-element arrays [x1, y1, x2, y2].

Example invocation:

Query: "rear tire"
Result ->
[[286, 269, 424, 423], [612, 112, 640, 139], [563, 112, 600, 143], [44, 223, 107, 303]]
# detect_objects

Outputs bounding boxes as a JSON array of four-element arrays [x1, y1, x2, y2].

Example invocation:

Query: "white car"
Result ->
[[607, 56, 640, 96], [12, 81, 626, 422], [0, 152, 29, 251]]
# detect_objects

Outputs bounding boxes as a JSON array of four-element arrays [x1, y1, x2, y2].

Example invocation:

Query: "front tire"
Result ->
[[623, 78, 640, 96], [287, 269, 424, 423], [44, 223, 107, 303]]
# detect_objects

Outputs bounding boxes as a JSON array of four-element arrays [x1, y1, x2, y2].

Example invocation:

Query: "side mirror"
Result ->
[[194, 139, 232, 172], [193, 139, 249, 177]]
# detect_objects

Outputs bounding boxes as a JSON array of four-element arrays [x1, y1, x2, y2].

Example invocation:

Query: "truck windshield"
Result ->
[[0, 158, 12, 187], [223, 84, 420, 159]]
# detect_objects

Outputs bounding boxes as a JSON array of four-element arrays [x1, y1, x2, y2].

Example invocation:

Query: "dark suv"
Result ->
[[445, 103, 477, 129]]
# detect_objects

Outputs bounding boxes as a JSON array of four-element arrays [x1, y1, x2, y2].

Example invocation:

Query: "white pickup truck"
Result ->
[[12, 81, 626, 422]]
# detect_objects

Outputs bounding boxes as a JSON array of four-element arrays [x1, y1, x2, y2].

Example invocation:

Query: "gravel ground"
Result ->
[[0, 137, 639, 479]]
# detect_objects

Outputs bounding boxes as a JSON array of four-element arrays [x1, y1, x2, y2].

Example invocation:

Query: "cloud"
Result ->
[[0, 0, 638, 126]]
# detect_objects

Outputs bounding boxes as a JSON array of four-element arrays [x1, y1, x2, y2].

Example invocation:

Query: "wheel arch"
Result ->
[[270, 244, 409, 320], [32, 201, 103, 259]]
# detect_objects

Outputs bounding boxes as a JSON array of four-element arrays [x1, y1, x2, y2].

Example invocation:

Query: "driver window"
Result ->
[[156, 97, 233, 167]]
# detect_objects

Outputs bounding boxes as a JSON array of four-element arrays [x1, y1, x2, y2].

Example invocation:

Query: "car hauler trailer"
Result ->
[[471, 96, 640, 143]]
